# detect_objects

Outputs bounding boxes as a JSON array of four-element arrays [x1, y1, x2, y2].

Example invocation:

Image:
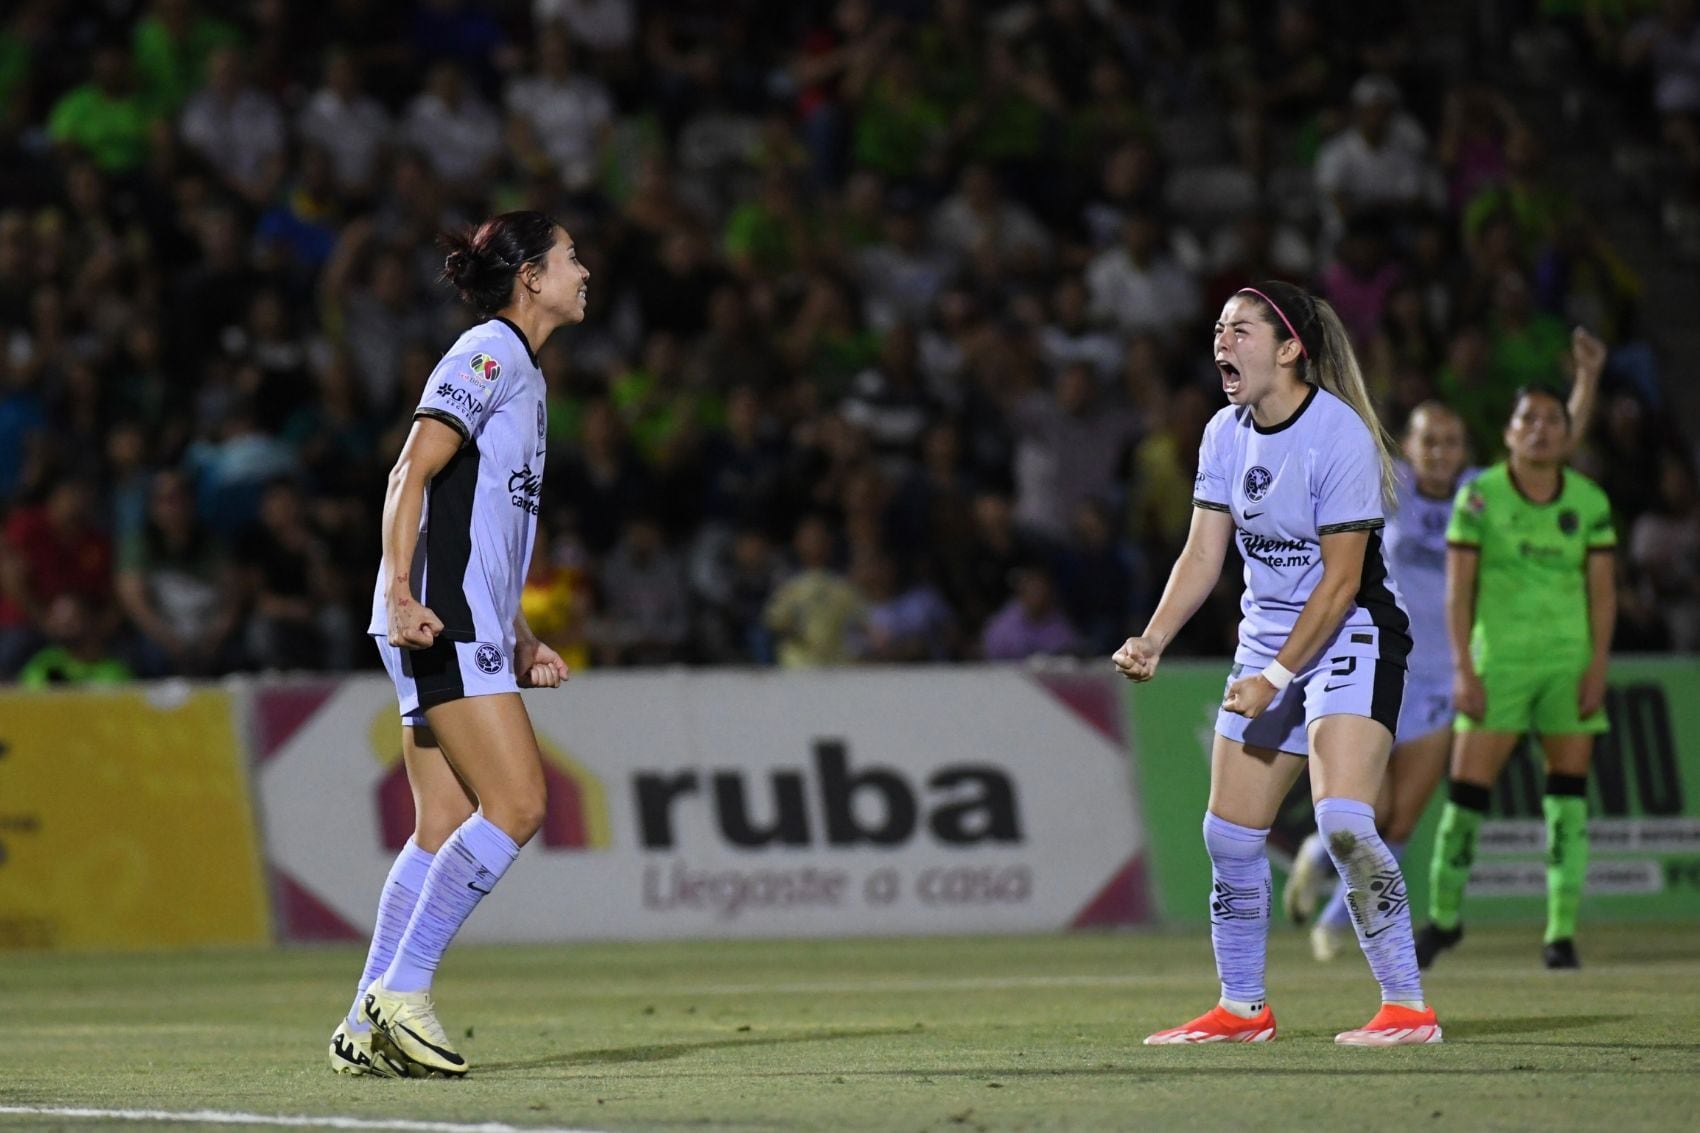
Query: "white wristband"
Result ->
[[1260, 661, 1295, 691]]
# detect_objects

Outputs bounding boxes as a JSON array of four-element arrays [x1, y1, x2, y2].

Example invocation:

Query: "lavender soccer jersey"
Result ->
[[367, 317, 546, 660], [1194, 386, 1411, 670], [1384, 462, 1478, 685]]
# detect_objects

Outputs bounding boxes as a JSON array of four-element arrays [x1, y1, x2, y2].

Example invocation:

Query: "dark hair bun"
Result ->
[[437, 212, 559, 316]]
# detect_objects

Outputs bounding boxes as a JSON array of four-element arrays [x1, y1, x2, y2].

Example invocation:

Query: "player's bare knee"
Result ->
[[415, 800, 476, 851], [487, 789, 547, 845]]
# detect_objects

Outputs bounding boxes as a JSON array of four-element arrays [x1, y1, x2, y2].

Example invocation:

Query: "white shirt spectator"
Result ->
[[1085, 246, 1200, 340], [297, 87, 391, 194], [930, 195, 1052, 266], [404, 84, 504, 190], [505, 71, 614, 190], [1315, 111, 1444, 241], [180, 86, 284, 193], [534, 0, 638, 53], [854, 241, 957, 333], [1039, 322, 1123, 383]]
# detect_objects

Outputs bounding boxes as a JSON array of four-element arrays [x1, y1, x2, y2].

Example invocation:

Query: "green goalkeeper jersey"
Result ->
[[1446, 463, 1616, 671]]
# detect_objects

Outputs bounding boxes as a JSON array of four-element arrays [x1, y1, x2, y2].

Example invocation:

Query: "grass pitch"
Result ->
[[2, 923, 1697, 1133]]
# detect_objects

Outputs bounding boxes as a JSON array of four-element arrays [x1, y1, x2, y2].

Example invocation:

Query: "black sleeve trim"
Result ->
[[1317, 518, 1385, 535], [1445, 540, 1481, 551], [1587, 545, 1617, 554], [1192, 498, 1230, 513], [414, 408, 471, 446]]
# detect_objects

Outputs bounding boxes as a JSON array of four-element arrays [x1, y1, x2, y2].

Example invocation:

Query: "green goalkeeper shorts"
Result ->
[[1455, 664, 1610, 736]]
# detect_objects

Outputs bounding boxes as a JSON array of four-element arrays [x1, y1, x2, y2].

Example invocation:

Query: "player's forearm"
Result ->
[[1140, 550, 1219, 650], [1587, 555, 1616, 665], [1272, 571, 1357, 673], [380, 461, 428, 598], [1446, 551, 1479, 675], [514, 609, 538, 648]]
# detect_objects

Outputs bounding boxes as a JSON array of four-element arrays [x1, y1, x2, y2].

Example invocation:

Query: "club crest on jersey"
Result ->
[[1243, 466, 1274, 502], [474, 643, 504, 674], [536, 401, 546, 447], [1558, 509, 1579, 535], [466, 352, 501, 384]]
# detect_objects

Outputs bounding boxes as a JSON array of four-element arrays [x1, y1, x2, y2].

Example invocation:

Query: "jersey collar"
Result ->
[[1506, 463, 1564, 505], [491, 316, 541, 369], [1250, 383, 1317, 435]]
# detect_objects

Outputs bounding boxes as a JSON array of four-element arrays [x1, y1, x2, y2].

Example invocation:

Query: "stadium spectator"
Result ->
[[1085, 210, 1200, 342], [1314, 75, 1444, 247], [504, 24, 615, 193], [47, 42, 155, 176], [981, 564, 1079, 661], [591, 512, 691, 666], [0, 479, 116, 677], [402, 62, 505, 199], [1630, 453, 1700, 651], [765, 514, 861, 668], [179, 47, 286, 206], [1010, 362, 1140, 542], [239, 479, 351, 672], [116, 469, 244, 677], [16, 593, 133, 688], [296, 50, 393, 199], [849, 550, 956, 663]]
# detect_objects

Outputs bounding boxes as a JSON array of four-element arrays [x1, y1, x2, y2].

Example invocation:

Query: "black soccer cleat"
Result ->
[[1542, 938, 1581, 970], [1414, 922, 1463, 970]]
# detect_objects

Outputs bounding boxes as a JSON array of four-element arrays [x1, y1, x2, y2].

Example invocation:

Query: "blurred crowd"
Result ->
[[1, 0, 1696, 686]]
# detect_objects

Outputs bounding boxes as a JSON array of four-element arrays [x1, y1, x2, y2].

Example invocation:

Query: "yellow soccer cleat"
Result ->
[[363, 983, 470, 1076], [328, 1019, 416, 1078], [1335, 1003, 1443, 1046], [1144, 1003, 1277, 1044]]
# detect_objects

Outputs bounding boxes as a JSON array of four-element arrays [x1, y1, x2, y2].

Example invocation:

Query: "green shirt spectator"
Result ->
[[17, 645, 133, 688], [852, 58, 947, 179], [47, 45, 154, 173], [132, 3, 242, 117]]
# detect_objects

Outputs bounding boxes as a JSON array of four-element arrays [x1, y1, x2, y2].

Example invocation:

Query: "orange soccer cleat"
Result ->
[[1144, 1003, 1277, 1045], [1335, 1003, 1443, 1046]]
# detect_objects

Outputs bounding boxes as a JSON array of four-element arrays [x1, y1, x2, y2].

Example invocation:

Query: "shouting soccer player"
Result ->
[[1114, 280, 1440, 1046]]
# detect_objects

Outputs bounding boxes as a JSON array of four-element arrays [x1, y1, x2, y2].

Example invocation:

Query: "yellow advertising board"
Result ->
[[0, 686, 270, 950]]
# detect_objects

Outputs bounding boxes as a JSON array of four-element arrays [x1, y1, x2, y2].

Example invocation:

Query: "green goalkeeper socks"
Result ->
[[1544, 775, 1590, 944], [1428, 781, 1490, 931]]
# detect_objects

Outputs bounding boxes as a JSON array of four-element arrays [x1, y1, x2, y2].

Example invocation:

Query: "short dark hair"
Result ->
[[1511, 383, 1571, 427], [438, 211, 560, 316]]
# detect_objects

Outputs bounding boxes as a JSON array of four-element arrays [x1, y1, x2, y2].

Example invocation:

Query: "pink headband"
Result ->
[[1237, 287, 1308, 359]]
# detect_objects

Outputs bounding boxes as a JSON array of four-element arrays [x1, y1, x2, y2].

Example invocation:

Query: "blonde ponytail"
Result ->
[[1306, 298, 1399, 510]]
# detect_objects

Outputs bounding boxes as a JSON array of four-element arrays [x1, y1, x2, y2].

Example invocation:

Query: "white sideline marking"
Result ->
[[0, 1107, 606, 1133]]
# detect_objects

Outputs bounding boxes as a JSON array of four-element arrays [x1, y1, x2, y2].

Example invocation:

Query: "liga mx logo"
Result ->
[[1244, 465, 1274, 502], [467, 352, 502, 384], [369, 708, 610, 851]]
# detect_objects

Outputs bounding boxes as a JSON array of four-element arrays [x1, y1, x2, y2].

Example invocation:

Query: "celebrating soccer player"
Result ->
[[1114, 281, 1440, 1046], [328, 211, 588, 1078], [1416, 383, 1617, 971]]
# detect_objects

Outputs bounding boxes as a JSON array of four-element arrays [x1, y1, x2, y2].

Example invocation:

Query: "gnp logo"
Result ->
[[635, 739, 1023, 850], [367, 708, 609, 851]]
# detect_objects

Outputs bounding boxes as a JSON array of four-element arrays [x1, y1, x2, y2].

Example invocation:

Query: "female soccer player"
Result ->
[[1115, 280, 1440, 1046], [328, 211, 589, 1078], [1415, 385, 1616, 971], [1289, 333, 1604, 960]]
